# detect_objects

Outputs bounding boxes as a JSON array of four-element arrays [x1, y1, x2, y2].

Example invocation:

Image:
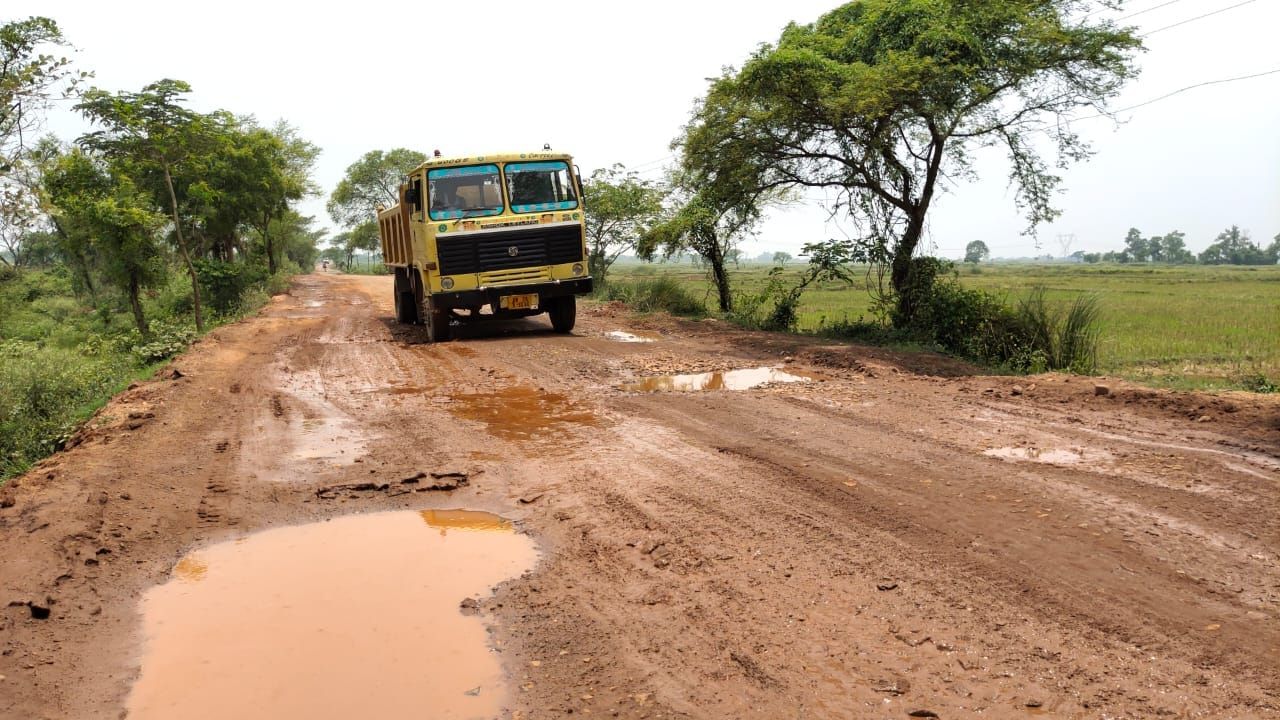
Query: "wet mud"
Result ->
[[448, 385, 598, 442]]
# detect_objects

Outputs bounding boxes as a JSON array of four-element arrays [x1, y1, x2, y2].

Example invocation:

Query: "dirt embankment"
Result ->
[[1, 273, 1277, 719]]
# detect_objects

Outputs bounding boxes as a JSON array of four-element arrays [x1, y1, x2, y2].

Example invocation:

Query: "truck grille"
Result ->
[[436, 223, 583, 276]]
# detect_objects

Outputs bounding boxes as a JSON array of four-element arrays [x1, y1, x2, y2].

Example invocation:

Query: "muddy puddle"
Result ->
[[623, 366, 817, 393], [604, 330, 655, 343], [128, 509, 537, 720], [984, 446, 1111, 466], [449, 385, 598, 442]]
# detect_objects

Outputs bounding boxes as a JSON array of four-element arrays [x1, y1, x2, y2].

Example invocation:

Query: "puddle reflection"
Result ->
[[623, 366, 817, 393]]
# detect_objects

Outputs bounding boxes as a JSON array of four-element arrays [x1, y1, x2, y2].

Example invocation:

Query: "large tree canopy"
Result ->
[[582, 164, 666, 281], [326, 148, 426, 229], [680, 0, 1141, 321], [1, 16, 88, 167], [76, 79, 230, 329]]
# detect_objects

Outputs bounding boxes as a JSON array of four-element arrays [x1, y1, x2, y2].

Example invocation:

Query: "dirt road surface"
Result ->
[[2, 273, 1278, 719]]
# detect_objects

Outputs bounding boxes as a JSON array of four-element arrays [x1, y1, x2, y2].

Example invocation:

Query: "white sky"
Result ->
[[21, 0, 1280, 259]]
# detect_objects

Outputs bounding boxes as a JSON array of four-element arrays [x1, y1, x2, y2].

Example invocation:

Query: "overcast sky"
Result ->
[[21, 0, 1280, 259]]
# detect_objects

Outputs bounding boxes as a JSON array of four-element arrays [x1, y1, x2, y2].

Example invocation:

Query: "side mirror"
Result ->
[[405, 179, 423, 213]]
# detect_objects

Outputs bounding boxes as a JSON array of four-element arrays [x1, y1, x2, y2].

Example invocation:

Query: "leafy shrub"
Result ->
[[130, 320, 198, 363], [195, 259, 267, 315], [598, 278, 706, 317], [859, 258, 1102, 373], [1237, 372, 1278, 393]]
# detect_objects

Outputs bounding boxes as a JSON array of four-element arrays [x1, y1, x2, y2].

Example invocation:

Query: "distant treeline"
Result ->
[[1075, 226, 1279, 265]]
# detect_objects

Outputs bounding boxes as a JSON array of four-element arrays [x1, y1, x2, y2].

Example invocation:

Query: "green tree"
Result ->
[[270, 210, 325, 270], [582, 164, 666, 281], [1199, 226, 1269, 265], [1, 17, 88, 167], [639, 190, 763, 313], [43, 150, 165, 334], [678, 0, 1139, 323], [1151, 230, 1193, 264], [772, 251, 793, 265], [1123, 228, 1149, 263], [76, 79, 228, 330], [327, 148, 426, 229], [964, 240, 990, 264]]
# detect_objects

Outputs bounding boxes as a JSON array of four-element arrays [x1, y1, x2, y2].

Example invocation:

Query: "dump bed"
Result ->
[[377, 188, 413, 268]]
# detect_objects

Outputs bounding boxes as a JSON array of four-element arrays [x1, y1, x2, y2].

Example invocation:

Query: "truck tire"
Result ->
[[421, 293, 451, 342], [394, 269, 418, 324], [548, 296, 576, 334]]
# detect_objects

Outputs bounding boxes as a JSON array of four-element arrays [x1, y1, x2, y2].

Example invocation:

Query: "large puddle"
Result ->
[[449, 385, 598, 442], [604, 330, 655, 343], [128, 509, 537, 720], [622, 366, 817, 393]]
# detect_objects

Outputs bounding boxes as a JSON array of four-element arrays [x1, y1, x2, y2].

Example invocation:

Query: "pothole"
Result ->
[[983, 446, 1111, 466], [127, 509, 536, 720], [604, 330, 655, 343], [622, 366, 818, 393], [449, 385, 598, 442]]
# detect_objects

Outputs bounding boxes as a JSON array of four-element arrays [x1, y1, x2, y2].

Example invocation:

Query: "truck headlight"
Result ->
[[572, 263, 584, 276], [441, 277, 455, 290]]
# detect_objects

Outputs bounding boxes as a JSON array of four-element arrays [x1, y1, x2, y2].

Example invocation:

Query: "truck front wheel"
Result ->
[[548, 296, 576, 334], [421, 294, 451, 342]]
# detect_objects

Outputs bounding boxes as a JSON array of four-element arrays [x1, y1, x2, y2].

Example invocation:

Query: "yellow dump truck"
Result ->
[[376, 150, 592, 342]]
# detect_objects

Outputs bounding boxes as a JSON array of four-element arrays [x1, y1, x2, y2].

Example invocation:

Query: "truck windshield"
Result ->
[[505, 161, 579, 214], [428, 164, 504, 220]]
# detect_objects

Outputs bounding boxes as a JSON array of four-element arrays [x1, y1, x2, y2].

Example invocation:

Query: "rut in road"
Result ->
[[0, 272, 1276, 719]]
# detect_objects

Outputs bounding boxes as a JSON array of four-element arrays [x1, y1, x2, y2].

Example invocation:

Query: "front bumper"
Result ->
[[432, 277, 593, 310]]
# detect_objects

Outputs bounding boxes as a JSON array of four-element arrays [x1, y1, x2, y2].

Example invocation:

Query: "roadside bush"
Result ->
[[0, 342, 132, 478], [195, 259, 267, 315], [130, 319, 198, 363], [598, 278, 706, 317], [1013, 288, 1101, 374], [1236, 372, 1278, 393], [867, 258, 1102, 373]]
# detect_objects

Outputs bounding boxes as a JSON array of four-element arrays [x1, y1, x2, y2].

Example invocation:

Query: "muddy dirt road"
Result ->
[[2, 273, 1278, 719]]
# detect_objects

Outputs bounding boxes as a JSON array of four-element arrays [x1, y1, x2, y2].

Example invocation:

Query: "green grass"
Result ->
[[604, 261, 1280, 390], [0, 265, 289, 482]]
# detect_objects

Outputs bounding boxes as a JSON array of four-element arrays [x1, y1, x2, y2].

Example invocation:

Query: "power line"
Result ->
[[1141, 0, 1258, 35], [629, 154, 675, 171], [1115, 0, 1192, 21], [1068, 66, 1280, 122], [1110, 67, 1280, 113]]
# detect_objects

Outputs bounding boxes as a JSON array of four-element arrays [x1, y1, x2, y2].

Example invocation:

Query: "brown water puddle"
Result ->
[[622, 366, 818, 393], [127, 509, 537, 720], [449, 385, 598, 442], [604, 330, 656, 343], [984, 446, 1112, 466]]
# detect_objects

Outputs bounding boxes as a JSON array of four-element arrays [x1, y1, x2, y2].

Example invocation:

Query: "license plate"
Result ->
[[499, 293, 539, 310]]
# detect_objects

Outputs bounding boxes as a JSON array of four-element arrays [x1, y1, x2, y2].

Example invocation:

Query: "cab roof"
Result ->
[[413, 150, 574, 174]]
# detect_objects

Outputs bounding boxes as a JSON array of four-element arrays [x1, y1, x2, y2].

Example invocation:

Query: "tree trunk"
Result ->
[[162, 162, 204, 331], [263, 210, 276, 275], [708, 243, 732, 313], [891, 212, 926, 324], [128, 271, 149, 337]]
